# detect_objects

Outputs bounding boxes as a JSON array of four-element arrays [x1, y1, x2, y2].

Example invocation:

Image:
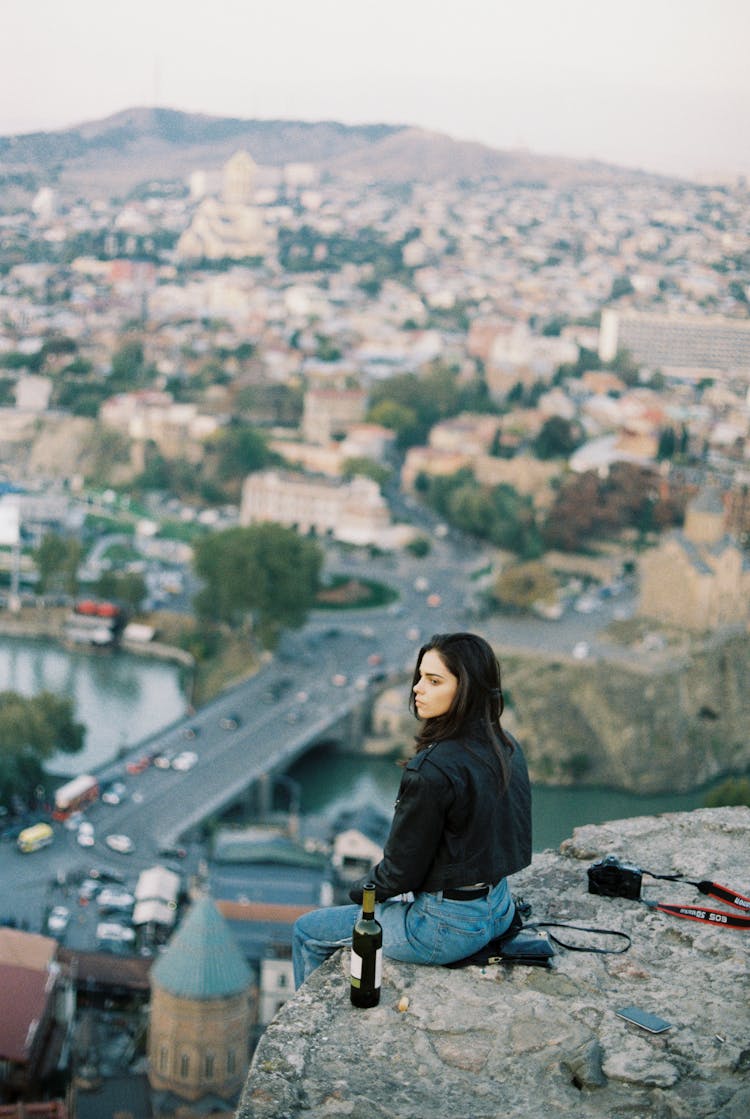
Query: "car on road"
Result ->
[[78, 878, 100, 902], [171, 750, 198, 772], [572, 641, 590, 660], [331, 674, 348, 687], [181, 725, 200, 740], [126, 755, 150, 775], [47, 905, 70, 935], [219, 713, 241, 730], [96, 921, 135, 948], [573, 594, 600, 614], [153, 750, 176, 769], [105, 833, 134, 854], [158, 844, 187, 860], [97, 887, 135, 913], [101, 781, 127, 805], [87, 865, 125, 883], [77, 821, 95, 848]]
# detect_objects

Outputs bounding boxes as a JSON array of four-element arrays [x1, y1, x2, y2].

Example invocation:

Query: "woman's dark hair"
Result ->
[[410, 631, 514, 786]]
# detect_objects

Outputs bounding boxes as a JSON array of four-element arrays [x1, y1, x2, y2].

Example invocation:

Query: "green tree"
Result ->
[[0, 691, 85, 805], [405, 536, 431, 558], [133, 445, 214, 501], [109, 339, 157, 391], [193, 524, 323, 647], [367, 399, 420, 448], [532, 416, 584, 459], [341, 457, 391, 488], [53, 379, 110, 417], [34, 533, 82, 596], [366, 364, 471, 449], [657, 427, 677, 460], [214, 423, 277, 483], [610, 275, 635, 300], [704, 776, 750, 808], [421, 470, 542, 558], [94, 571, 147, 612], [609, 347, 640, 385], [235, 382, 304, 426]]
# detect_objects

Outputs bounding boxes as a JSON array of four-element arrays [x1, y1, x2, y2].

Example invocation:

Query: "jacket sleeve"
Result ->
[[349, 763, 451, 902]]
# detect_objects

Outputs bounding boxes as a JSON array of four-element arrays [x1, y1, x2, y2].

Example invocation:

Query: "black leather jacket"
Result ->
[[355, 731, 532, 902]]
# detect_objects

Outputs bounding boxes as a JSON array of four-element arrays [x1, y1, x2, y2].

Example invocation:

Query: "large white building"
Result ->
[[241, 469, 403, 548], [599, 309, 750, 375]]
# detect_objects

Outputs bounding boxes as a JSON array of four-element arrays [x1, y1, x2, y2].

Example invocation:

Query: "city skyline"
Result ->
[[2, 0, 749, 182]]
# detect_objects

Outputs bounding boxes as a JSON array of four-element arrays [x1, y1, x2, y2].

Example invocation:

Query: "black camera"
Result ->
[[587, 855, 642, 900]]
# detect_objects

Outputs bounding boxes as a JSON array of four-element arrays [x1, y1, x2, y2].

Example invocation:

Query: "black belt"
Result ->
[[443, 885, 491, 901]]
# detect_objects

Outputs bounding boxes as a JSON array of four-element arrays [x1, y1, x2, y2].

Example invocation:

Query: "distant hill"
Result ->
[[0, 106, 661, 200]]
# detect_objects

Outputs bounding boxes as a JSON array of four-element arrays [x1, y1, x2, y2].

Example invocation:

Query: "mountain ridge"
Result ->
[[0, 106, 664, 198]]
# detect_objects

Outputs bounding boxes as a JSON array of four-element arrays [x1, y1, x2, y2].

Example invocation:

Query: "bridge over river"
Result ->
[[90, 621, 403, 856]]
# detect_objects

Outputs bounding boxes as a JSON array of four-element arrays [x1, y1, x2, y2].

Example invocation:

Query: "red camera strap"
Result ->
[[645, 879, 750, 931]]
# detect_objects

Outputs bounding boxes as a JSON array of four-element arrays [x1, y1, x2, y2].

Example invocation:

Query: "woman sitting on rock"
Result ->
[[292, 630, 532, 987]]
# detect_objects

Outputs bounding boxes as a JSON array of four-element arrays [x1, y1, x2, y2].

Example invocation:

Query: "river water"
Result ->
[[0, 636, 715, 849], [0, 635, 188, 777], [285, 745, 715, 852]]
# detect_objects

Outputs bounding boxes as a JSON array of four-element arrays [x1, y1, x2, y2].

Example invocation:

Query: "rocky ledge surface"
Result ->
[[236, 806, 750, 1119]]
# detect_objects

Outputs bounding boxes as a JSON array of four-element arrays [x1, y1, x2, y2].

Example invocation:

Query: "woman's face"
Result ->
[[413, 648, 459, 720]]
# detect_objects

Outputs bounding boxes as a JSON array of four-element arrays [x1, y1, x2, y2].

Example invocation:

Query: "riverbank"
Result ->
[[0, 604, 261, 706]]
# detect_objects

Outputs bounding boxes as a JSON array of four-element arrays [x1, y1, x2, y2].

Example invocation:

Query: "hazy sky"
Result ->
[[3, 0, 749, 180]]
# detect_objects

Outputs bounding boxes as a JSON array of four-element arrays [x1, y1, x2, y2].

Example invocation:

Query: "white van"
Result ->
[[96, 921, 135, 945]]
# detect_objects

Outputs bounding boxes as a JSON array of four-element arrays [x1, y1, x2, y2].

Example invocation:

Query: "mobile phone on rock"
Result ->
[[616, 1006, 671, 1034]]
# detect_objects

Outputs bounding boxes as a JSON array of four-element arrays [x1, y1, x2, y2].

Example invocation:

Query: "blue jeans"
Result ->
[[292, 879, 514, 989]]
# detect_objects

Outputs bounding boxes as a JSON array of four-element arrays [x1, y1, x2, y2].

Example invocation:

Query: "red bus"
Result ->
[[53, 774, 100, 820]]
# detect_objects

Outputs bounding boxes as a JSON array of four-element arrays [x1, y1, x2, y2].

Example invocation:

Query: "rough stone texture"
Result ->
[[236, 807, 750, 1119]]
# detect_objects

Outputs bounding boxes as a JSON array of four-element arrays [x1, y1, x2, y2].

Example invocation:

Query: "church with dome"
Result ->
[[147, 895, 253, 1116], [176, 151, 270, 262]]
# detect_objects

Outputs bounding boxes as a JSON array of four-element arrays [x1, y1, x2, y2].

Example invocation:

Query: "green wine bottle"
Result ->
[[350, 882, 382, 1008]]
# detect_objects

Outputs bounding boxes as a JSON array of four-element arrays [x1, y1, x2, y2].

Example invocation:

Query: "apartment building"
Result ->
[[599, 309, 750, 374]]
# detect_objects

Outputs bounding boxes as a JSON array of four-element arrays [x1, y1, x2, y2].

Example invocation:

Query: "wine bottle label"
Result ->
[[350, 948, 382, 988]]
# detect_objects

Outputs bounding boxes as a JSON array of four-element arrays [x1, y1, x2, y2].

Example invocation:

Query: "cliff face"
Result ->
[[502, 630, 750, 793], [236, 807, 750, 1119]]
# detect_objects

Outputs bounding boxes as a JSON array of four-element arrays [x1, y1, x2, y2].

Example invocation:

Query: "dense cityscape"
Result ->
[[1, 114, 749, 1118]]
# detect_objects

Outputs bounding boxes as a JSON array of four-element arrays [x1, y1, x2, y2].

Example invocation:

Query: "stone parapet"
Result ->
[[236, 807, 750, 1119]]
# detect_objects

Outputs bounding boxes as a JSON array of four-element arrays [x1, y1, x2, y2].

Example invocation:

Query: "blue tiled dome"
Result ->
[[151, 896, 251, 1000]]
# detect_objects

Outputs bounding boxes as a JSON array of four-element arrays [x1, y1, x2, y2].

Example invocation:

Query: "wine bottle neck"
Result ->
[[362, 884, 376, 918]]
